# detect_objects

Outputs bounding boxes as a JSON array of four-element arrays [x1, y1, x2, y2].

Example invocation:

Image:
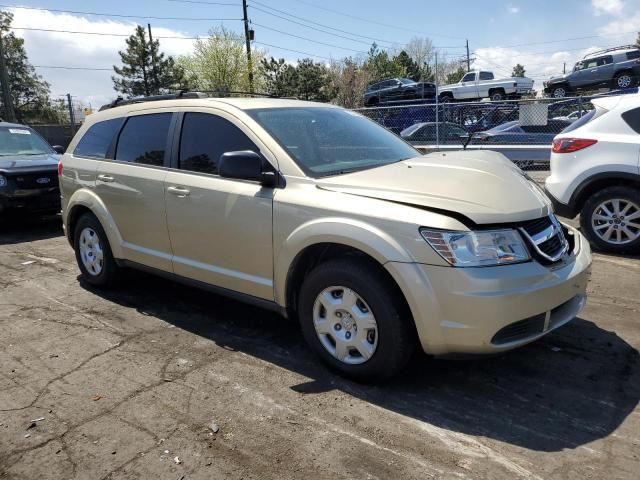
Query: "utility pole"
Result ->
[[435, 51, 439, 148], [67, 94, 76, 136], [147, 23, 159, 95], [0, 31, 16, 123], [563, 62, 566, 74], [466, 39, 470, 72], [242, 0, 254, 93]]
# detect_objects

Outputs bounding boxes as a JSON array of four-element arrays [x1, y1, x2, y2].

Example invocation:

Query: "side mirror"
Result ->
[[52, 145, 65, 154], [218, 150, 277, 187]]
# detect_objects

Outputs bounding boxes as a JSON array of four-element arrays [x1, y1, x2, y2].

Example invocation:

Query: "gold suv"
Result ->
[[59, 95, 592, 382]]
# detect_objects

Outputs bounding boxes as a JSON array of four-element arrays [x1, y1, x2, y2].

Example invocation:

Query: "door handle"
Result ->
[[97, 174, 114, 183], [167, 186, 190, 197]]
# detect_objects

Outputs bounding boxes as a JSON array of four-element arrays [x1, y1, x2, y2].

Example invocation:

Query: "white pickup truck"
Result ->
[[438, 71, 534, 102]]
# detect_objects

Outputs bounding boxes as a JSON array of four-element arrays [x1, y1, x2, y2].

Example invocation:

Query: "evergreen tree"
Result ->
[[113, 25, 189, 97], [295, 58, 330, 101], [259, 57, 298, 97], [393, 51, 422, 81], [445, 66, 466, 84], [512, 64, 526, 77]]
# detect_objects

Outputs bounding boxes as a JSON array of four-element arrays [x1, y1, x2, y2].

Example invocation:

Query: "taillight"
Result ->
[[636, 58, 640, 64], [57, 161, 63, 176], [552, 138, 597, 153]]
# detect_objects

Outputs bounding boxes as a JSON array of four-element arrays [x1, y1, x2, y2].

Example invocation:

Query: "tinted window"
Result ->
[[115, 113, 172, 166], [622, 107, 640, 134], [74, 118, 122, 159], [479, 72, 494, 80], [626, 50, 640, 60], [179, 113, 258, 174]]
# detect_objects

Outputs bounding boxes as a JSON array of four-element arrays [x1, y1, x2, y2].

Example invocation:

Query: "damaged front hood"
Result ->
[[317, 151, 552, 225]]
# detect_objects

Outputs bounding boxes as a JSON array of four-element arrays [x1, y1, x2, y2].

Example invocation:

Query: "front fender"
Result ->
[[274, 217, 414, 307], [65, 188, 124, 258]]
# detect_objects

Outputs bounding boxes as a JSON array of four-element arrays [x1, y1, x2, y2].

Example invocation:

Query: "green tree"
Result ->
[[512, 64, 526, 77], [393, 50, 422, 81], [363, 43, 401, 82], [444, 66, 466, 84], [0, 11, 61, 123], [178, 27, 263, 94], [295, 58, 330, 101], [259, 57, 297, 97], [327, 57, 371, 108], [113, 25, 189, 97]]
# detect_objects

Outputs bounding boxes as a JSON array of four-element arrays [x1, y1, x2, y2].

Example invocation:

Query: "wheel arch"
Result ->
[[65, 189, 124, 258], [570, 172, 640, 212]]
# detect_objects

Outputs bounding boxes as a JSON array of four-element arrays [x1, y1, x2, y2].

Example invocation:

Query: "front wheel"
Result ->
[[580, 186, 640, 254], [298, 258, 417, 383], [551, 86, 568, 98]]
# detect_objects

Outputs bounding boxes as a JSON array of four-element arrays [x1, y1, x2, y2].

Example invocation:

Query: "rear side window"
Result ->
[[622, 107, 640, 133], [625, 51, 640, 60], [479, 72, 494, 80], [115, 113, 172, 166], [179, 113, 258, 175], [74, 118, 122, 159]]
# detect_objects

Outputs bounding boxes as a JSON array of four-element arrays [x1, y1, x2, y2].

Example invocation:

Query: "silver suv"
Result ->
[[544, 45, 640, 98], [59, 95, 592, 382]]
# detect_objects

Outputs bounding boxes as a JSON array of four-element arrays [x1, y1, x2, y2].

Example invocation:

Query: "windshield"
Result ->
[[0, 127, 54, 156], [247, 107, 419, 177], [486, 121, 518, 133], [399, 78, 414, 85]]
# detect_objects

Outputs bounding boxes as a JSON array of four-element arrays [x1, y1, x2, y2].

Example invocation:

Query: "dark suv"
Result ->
[[364, 78, 436, 106], [0, 122, 64, 216], [544, 45, 640, 98]]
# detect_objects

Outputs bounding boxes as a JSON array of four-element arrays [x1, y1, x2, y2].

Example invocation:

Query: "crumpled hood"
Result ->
[[316, 151, 552, 225], [0, 153, 60, 172]]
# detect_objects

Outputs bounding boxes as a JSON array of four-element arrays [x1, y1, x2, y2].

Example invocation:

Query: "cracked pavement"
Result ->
[[0, 212, 639, 479]]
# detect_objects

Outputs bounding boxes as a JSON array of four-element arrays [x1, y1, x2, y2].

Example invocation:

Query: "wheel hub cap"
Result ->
[[79, 227, 104, 276], [312, 286, 378, 365], [591, 199, 640, 245]]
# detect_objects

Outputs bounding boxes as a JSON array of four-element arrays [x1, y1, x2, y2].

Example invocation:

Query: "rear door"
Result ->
[[164, 110, 274, 300], [94, 111, 175, 271]]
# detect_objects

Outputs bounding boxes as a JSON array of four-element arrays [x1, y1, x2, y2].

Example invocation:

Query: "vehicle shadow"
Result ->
[[0, 213, 63, 245], [81, 270, 639, 453]]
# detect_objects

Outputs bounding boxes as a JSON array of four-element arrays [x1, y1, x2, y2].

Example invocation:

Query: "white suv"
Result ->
[[545, 94, 640, 253]]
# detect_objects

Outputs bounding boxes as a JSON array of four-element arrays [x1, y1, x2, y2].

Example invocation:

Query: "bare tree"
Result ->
[[327, 57, 372, 108]]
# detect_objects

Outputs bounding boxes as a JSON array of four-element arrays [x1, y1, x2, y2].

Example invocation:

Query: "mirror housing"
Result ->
[[52, 145, 65, 154], [218, 150, 277, 187]]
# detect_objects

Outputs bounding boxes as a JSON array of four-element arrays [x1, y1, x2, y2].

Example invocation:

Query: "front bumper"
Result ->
[[0, 188, 61, 214], [386, 225, 591, 356]]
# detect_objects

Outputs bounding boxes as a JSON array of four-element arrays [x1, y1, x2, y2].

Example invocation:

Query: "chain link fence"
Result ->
[[354, 96, 603, 171]]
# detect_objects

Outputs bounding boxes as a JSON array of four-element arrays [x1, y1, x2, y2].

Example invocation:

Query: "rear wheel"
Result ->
[[614, 72, 635, 90], [439, 93, 453, 103], [298, 258, 416, 383], [551, 85, 568, 98], [489, 90, 505, 101], [73, 213, 119, 287], [580, 186, 640, 254]]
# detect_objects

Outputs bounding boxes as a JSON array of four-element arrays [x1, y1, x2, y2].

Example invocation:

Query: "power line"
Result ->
[[475, 30, 639, 50], [252, 22, 366, 54], [249, 1, 395, 48], [10, 26, 203, 40], [295, 0, 465, 40], [0, 4, 242, 21], [166, 0, 239, 4], [253, 41, 332, 60]]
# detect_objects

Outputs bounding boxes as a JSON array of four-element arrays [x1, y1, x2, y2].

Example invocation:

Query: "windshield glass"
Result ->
[[247, 107, 418, 177], [399, 78, 414, 85], [486, 121, 518, 133], [0, 127, 54, 156]]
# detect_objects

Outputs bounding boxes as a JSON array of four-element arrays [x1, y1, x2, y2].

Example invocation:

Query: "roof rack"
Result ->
[[99, 90, 290, 111], [583, 45, 638, 59]]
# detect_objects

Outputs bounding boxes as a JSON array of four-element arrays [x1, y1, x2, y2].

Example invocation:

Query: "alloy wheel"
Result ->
[[553, 87, 566, 98], [79, 227, 104, 276], [312, 286, 378, 365], [617, 74, 632, 89], [591, 198, 640, 245]]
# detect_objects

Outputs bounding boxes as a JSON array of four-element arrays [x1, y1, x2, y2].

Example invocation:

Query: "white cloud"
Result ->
[[507, 5, 520, 14], [8, 8, 197, 107], [591, 0, 625, 16], [597, 12, 640, 38]]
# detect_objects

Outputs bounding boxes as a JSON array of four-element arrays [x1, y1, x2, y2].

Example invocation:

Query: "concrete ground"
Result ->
[[1, 196, 639, 479]]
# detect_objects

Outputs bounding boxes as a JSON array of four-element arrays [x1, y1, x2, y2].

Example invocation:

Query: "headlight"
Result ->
[[420, 228, 530, 267], [0, 175, 6, 188]]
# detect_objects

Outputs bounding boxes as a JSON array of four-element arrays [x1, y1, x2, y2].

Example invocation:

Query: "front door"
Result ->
[[164, 111, 274, 300], [94, 112, 174, 271]]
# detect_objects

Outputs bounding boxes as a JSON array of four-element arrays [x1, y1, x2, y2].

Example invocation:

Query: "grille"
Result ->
[[12, 172, 58, 190], [491, 313, 546, 345], [519, 215, 567, 263]]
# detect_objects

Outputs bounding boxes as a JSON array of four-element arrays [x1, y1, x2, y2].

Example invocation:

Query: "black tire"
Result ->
[[298, 258, 417, 383], [579, 186, 640, 254], [489, 90, 505, 101], [73, 213, 119, 287], [366, 96, 379, 106], [439, 93, 453, 103], [614, 72, 636, 90], [551, 85, 568, 98]]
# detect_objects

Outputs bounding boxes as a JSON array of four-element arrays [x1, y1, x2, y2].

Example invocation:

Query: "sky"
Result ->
[[4, 0, 640, 107]]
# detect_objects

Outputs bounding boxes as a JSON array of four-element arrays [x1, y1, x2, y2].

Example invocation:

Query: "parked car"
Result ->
[[437, 71, 534, 102], [0, 122, 64, 216], [552, 110, 590, 121], [364, 78, 436, 106], [546, 94, 640, 253], [544, 45, 640, 98], [474, 119, 572, 144], [60, 94, 591, 382], [400, 122, 469, 144]]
